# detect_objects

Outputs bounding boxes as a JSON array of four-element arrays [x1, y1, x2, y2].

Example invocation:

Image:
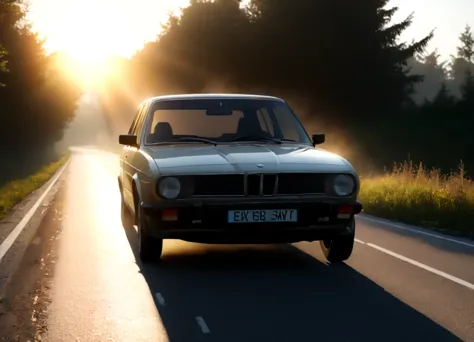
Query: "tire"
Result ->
[[320, 219, 355, 263], [137, 205, 163, 263], [121, 195, 135, 229]]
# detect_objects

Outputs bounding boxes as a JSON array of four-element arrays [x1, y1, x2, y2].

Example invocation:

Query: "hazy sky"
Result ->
[[27, 0, 190, 61], [390, 0, 474, 61], [26, 0, 473, 62]]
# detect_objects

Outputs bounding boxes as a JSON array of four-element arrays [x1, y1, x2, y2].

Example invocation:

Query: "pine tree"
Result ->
[[408, 49, 448, 104], [449, 25, 474, 97], [457, 25, 474, 63], [244, 0, 434, 119], [433, 81, 455, 107], [374, 2, 433, 104], [460, 69, 474, 104]]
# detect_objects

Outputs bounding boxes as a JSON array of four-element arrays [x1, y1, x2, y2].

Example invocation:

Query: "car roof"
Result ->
[[143, 93, 285, 105]]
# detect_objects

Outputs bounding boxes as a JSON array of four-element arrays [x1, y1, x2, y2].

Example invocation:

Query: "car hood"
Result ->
[[143, 144, 352, 174]]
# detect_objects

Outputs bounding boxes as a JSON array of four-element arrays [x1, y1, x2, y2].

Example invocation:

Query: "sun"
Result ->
[[29, 0, 191, 81], [40, 0, 146, 64]]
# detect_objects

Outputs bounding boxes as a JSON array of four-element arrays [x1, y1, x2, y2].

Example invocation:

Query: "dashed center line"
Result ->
[[196, 316, 210, 334], [154, 293, 166, 306], [354, 238, 474, 291], [152, 293, 210, 333]]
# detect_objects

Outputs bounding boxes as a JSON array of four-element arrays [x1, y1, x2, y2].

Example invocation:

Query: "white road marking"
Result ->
[[154, 293, 166, 306], [358, 215, 474, 248], [196, 316, 210, 334], [356, 235, 474, 291], [0, 158, 70, 263], [366, 242, 474, 291]]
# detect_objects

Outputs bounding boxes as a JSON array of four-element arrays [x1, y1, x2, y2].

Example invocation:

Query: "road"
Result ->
[[1, 147, 474, 341]]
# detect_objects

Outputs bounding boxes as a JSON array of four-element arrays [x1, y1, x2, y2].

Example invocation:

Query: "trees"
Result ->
[[449, 25, 474, 97], [457, 25, 474, 63], [120, 0, 432, 122], [404, 25, 474, 174], [136, 0, 251, 93], [0, 0, 81, 180], [408, 49, 448, 104]]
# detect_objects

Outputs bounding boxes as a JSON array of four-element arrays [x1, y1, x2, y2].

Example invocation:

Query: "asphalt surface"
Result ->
[[1, 147, 474, 341]]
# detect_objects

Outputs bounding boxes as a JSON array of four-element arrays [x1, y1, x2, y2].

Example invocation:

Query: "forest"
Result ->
[[0, 0, 81, 184]]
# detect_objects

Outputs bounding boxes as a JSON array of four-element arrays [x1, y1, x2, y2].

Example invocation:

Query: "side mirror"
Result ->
[[312, 133, 325, 146], [119, 134, 138, 147]]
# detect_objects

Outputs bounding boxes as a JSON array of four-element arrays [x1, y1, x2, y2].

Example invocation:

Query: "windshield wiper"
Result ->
[[229, 135, 297, 144], [276, 138, 298, 143], [150, 137, 218, 146], [230, 134, 281, 143]]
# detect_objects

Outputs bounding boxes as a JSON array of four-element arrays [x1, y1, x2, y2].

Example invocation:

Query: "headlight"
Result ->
[[333, 174, 355, 196], [158, 177, 181, 199]]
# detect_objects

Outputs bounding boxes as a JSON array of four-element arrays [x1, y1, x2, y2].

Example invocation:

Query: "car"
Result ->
[[118, 93, 363, 263]]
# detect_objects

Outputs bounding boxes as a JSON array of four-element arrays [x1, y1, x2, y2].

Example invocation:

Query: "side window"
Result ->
[[256, 108, 275, 136], [273, 106, 304, 142], [134, 103, 149, 143], [128, 105, 143, 135]]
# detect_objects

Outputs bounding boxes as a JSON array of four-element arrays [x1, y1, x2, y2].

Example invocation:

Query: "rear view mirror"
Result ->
[[312, 133, 325, 146], [206, 108, 233, 116], [119, 134, 138, 146]]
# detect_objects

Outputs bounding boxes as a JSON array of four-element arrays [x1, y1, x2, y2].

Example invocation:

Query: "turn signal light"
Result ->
[[162, 209, 178, 221], [338, 205, 353, 214], [337, 205, 353, 219], [337, 202, 363, 219]]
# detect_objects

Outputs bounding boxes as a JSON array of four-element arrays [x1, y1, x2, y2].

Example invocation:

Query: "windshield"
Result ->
[[144, 98, 312, 145]]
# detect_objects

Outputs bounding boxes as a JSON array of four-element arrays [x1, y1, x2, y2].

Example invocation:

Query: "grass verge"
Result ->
[[0, 154, 69, 221], [358, 161, 474, 238]]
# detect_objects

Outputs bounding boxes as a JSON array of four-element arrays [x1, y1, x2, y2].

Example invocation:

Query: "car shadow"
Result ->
[[121, 225, 461, 342]]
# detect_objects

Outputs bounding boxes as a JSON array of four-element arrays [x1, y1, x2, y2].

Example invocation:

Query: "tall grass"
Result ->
[[359, 160, 474, 238], [0, 154, 69, 221]]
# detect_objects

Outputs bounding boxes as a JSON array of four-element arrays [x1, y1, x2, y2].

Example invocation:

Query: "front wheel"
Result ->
[[121, 192, 134, 229], [320, 219, 355, 263], [137, 206, 163, 263]]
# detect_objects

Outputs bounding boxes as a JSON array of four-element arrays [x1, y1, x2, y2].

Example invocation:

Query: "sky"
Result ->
[[390, 0, 474, 61], [26, 0, 474, 64], [27, 0, 191, 62]]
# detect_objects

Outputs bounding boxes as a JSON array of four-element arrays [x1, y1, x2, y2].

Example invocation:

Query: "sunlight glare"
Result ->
[[28, 0, 191, 83]]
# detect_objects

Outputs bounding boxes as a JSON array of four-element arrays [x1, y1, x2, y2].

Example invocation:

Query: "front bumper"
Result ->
[[140, 197, 362, 244]]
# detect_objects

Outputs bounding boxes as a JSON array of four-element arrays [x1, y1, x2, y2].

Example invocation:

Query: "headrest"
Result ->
[[153, 122, 174, 141], [237, 116, 258, 135]]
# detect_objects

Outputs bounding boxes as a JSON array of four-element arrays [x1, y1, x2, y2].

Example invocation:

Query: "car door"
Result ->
[[121, 104, 144, 209]]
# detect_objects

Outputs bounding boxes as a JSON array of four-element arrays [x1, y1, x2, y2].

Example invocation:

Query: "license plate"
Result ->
[[228, 209, 298, 223]]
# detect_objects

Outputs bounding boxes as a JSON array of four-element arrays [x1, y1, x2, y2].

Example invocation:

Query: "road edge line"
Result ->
[[358, 214, 474, 248], [365, 242, 474, 291], [0, 157, 71, 262]]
